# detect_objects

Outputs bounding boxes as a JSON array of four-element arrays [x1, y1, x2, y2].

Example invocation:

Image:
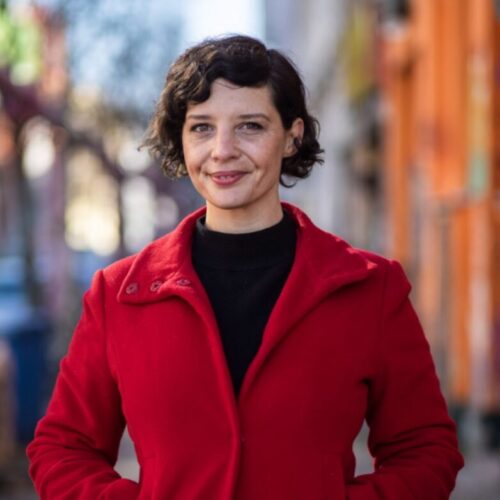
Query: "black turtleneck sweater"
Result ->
[[191, 212, 297, 396]]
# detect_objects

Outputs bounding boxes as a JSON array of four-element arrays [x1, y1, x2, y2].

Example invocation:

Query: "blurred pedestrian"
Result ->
[[27, 34, 463, 499]]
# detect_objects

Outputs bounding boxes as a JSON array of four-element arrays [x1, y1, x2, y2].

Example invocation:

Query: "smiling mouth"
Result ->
[[209, 171, 247, 186]]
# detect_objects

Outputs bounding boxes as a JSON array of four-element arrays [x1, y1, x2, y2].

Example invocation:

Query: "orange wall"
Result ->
[[381, 0, 499, 411]]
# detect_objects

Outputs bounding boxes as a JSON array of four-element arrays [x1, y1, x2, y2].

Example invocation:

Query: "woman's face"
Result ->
[[182, 79, 303, 232]]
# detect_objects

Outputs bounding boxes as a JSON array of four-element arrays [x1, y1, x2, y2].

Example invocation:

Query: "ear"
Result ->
[[284, 118, 305, 157]]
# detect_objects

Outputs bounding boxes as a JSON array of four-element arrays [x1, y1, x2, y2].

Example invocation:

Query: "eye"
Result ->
[[239, 122, 264, 132], [190, 123, 212, 133]]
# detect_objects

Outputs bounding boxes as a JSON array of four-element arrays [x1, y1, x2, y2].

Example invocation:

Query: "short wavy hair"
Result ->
[[141, 34, 323, 185]]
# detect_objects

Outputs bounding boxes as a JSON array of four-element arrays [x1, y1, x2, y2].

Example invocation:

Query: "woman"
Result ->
[[27, 35, 463, 499]]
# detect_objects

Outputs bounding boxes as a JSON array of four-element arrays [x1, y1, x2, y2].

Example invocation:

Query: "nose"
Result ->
[[211, 128, 240, 161]]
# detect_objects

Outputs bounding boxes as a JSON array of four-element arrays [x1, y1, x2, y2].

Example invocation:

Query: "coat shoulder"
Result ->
[[350, 245, 411, 290], [356, 248, 396, 273], [356, 248, 412, 297]]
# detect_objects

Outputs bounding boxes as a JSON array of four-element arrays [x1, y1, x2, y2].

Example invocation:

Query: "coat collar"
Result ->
[[117, 202, 377, 305], [116, 203, 379, 405]]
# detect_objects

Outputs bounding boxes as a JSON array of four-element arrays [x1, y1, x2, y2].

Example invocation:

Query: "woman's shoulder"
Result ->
[[287, 202, 409, 289]]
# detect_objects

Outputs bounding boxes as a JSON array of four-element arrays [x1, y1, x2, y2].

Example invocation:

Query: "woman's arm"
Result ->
[[347, 261, 464, 500], [27, 271, 139, 499]]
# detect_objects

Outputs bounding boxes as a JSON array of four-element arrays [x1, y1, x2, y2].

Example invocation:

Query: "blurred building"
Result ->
[[0, 3, 68, 302], [380, 0, 500, 449], [0, 3, 69, 456]]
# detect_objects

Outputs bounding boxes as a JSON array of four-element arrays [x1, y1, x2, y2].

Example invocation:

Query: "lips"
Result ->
[[209, 171, 247, 186]]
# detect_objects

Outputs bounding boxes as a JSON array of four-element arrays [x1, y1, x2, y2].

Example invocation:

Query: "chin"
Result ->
[[211, 201, 248, 211], [206, 194, 250, 211]]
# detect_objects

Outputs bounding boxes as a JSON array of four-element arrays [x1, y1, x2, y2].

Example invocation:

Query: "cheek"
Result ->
[[185, 159, 200, 181], [260, 143, 286, 171], [182, 142, 200, 171]]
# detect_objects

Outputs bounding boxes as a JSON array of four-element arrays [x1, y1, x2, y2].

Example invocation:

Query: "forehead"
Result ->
[[186, 79, 278, 115]]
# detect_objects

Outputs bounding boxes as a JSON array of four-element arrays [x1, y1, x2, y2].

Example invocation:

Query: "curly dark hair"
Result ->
[[141, 34, 323, 185]]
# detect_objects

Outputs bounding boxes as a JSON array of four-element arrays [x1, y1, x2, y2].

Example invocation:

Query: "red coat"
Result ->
[[27, 203, 463, 499]]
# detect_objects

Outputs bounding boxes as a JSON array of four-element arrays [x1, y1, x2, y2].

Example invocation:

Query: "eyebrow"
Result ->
[[239, 113, 271, 122], [185, 113, 271, 122]]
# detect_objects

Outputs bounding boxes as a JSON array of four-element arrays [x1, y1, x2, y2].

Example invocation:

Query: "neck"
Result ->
[[205, 202, 283, 234]]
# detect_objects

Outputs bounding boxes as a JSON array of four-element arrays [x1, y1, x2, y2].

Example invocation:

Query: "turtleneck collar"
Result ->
[[192, 210, 297, 270]]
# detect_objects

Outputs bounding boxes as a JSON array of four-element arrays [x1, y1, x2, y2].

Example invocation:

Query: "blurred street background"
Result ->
[[0, 0, 499, 498]]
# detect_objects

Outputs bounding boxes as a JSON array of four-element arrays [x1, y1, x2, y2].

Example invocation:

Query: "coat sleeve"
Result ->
[[26, 270, 140, 500], [346, 260, 464, 500]]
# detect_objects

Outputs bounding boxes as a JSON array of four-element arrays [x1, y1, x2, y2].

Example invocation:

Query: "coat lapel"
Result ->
[[239, 204, 378, 400]]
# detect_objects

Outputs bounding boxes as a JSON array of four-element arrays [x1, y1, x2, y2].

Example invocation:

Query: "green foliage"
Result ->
[[0, 5, 42, 85]]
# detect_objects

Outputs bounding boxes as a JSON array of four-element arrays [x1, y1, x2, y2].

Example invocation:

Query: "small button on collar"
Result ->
[[125, 282, 139, 294], [175, 278, 192, 287], [150, 280, 163, 292]]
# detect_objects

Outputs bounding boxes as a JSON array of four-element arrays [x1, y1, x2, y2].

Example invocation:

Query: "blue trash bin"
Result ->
[[2, 312, 50, 443], [0, 259, 50, 443]]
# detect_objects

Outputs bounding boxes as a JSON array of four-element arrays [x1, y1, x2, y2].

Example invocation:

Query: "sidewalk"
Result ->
[[452, 450, 500, 500]]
